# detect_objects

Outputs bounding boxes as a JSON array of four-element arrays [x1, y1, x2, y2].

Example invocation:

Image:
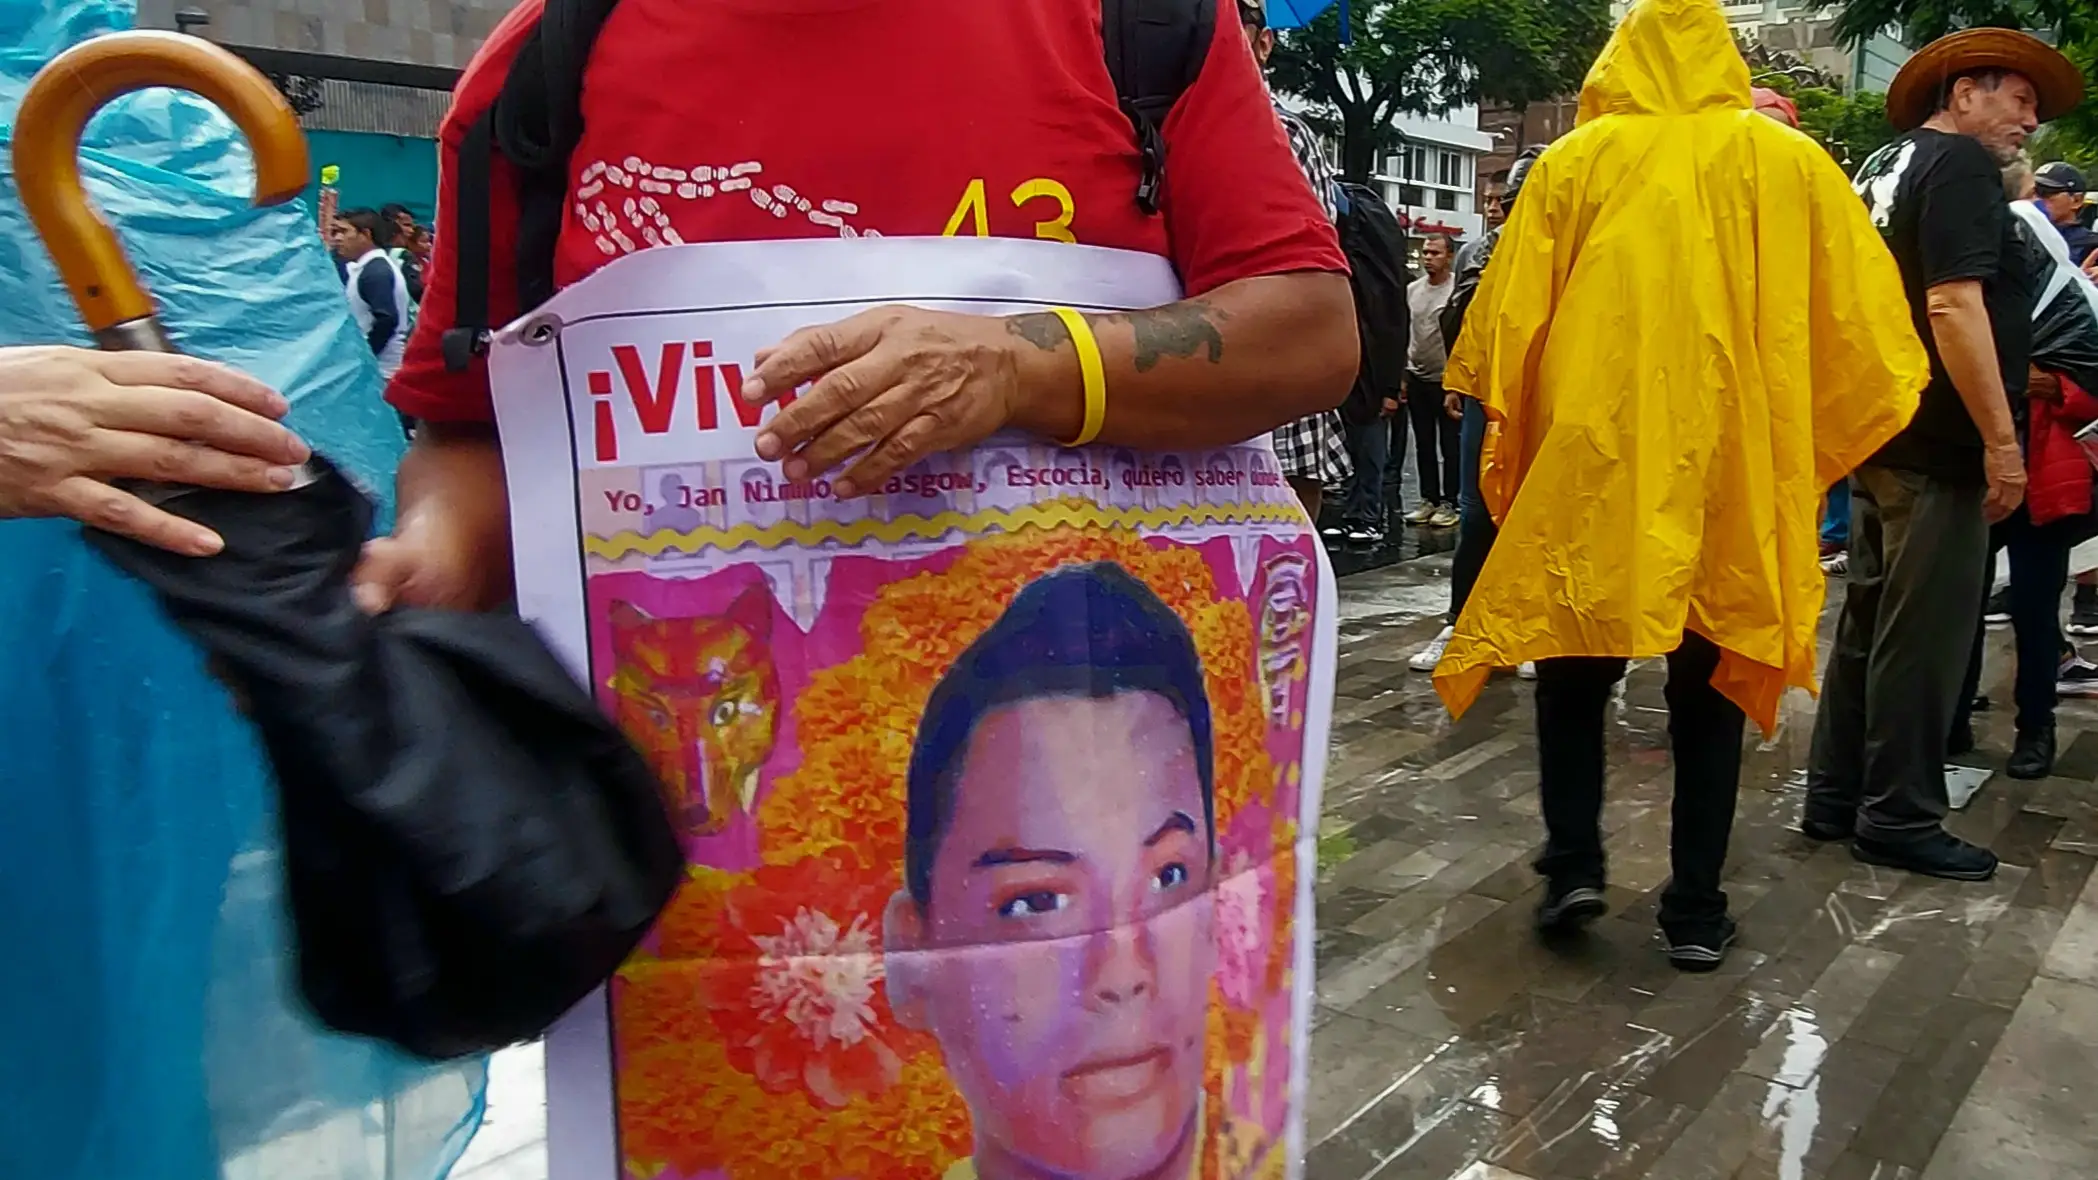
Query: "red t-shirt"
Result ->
[[387, 0, 1346, 423]]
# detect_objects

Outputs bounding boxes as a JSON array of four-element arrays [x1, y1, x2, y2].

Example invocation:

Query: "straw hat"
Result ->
[[1885, 27, 2084, 131]]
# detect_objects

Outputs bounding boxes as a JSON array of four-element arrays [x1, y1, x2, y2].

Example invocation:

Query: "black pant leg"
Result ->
[[2008, 516, 2072, 733], [1657, 633, 1746, 936], [1853, 470, 1988, 844], [1405, 377, 1444, 506], [1434, 395, 1461, 504], [1534, 654, 1628, 889], [1807, 474, 1879, 827], [1952, 537, 1997, 743]]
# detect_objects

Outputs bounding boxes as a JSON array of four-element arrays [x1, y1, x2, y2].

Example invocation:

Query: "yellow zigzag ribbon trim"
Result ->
[[586, 499, 1304, 560]]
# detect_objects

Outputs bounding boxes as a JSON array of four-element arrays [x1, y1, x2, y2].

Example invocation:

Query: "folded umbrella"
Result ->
[[12, 32, 682, 1059]]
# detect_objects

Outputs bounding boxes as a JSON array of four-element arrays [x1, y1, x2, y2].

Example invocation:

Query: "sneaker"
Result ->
[[1536, 884, 1608, 934], [1428, 504, 1461, 529], [1344, 523, 1385, 545], [1984, 589, 2011, 627], [1851, 830, 1998, 882], [2059, 650, 2098, 698], [1820, 550, 1849, 577], [1517, 661, 1538, 680], [1410, 625, 1455, 672], [1402, 502, 1438, 525], [1664, 916, 1738, 973], [2009, 726, 2057, 780], [1320, 522, 1345, 539]]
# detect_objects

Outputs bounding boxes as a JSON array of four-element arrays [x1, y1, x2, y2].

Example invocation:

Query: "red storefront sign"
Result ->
[[1395, 210, 1467, 237]]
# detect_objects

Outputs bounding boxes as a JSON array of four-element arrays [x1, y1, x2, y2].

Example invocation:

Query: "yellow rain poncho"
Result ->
[[1432, 0, 1929, 733]]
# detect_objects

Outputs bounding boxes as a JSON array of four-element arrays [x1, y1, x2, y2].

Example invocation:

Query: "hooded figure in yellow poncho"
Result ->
[[1431, 0, 1929, 735]]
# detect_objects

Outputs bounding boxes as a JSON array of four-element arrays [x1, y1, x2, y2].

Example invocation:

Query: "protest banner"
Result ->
[[491, 236, 1335, 1180]]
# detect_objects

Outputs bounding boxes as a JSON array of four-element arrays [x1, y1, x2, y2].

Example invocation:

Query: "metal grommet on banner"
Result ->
[[521, 312, 565, 347]]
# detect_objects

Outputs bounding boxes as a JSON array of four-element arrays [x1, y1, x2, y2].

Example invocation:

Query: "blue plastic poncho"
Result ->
[[0, 3, 487, 1177]]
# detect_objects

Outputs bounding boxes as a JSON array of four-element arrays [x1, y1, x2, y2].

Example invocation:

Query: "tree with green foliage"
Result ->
[[1265, 0, 1612, 183], [1809, 0, 2098, 162]]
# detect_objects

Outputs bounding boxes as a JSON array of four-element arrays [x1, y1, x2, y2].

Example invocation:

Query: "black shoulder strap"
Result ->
[[442, 108, 495, 372], [1102, 0, 1216, 214], [444, 0, 623, 372]]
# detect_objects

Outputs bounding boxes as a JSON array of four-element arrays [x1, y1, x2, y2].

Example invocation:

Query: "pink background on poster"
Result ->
[[582, 531, 1317, 1179]]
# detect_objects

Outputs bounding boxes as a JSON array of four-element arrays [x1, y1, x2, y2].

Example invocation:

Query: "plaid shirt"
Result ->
[[1276, 103, 1339, 222], [1270, 100, 1350, 486]]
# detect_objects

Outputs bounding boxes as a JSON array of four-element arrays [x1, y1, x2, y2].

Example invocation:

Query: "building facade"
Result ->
[[1374, 105, 1492, 242], [1278, 100, 1492, 244], [1476, 99, 1579, 201], [135, 0, 503, 71], [133, 0, 508, 218]]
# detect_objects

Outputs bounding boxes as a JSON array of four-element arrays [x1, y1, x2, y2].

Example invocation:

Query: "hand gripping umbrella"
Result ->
[[13, 33, 683, 1059]]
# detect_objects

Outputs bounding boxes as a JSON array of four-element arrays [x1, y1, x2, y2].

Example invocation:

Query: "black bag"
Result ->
[[85, 459, 684, 1060], [1332, 180, 1411, 426], [2005, 214, 2098, 403], [2031, 266, 2098, 400], [443, 0, 1218, 370], [2035, 285, 2098, 399]]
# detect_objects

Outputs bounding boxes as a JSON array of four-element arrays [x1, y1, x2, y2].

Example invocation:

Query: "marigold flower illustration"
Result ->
[[647, 866, 742, 962], [700, 851, 906, 1108], [1267, 822, 1300, 997], [617, 1033, 970, 1179]]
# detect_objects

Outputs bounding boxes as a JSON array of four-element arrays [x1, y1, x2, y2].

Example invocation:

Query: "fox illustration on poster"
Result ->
[[489, 236, 1336, 1180]]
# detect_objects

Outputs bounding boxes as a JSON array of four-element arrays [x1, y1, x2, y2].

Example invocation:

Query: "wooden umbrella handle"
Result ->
[[11, 31, 309, 338]]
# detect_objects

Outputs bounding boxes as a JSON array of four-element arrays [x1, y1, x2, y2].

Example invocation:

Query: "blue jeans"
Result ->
[[1342, 413, 1392, 526], [1448, 396, 1499, 622], [1823, 478, 1852, 549]]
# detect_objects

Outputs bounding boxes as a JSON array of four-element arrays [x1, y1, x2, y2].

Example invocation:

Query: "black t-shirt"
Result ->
[[1854, 129, 2034, 485]]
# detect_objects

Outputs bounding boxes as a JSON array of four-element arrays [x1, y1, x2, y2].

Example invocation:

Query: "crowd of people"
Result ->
[[1284, 2, 2095, 958]]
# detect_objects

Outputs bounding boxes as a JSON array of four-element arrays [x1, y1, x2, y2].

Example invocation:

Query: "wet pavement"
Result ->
[[453, 555, 2098, 1180], [1303, 559, 2098, 1180]]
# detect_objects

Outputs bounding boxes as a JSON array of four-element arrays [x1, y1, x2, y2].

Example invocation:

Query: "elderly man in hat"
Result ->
[[1805, 29, 2084, 881]]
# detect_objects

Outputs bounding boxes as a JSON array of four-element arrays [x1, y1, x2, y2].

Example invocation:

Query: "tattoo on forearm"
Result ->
[[1006, 302, 1229, 372], [1006, 312, 1069, 353], [1110, 300, 1228, 372]]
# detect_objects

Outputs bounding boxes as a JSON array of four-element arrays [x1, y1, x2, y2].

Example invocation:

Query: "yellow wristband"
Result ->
[[1052, 306, 1107, 448]]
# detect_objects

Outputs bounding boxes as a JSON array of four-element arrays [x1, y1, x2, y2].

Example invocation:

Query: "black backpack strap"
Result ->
[[441, 108, 495, 372], [445, 0, 623, 372], [1102, 0, 1216, 214]]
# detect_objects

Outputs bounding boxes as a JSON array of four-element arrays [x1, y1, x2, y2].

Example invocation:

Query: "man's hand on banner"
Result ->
[[738, 274, 1356, 492], [741, 305, 1037, 498]]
